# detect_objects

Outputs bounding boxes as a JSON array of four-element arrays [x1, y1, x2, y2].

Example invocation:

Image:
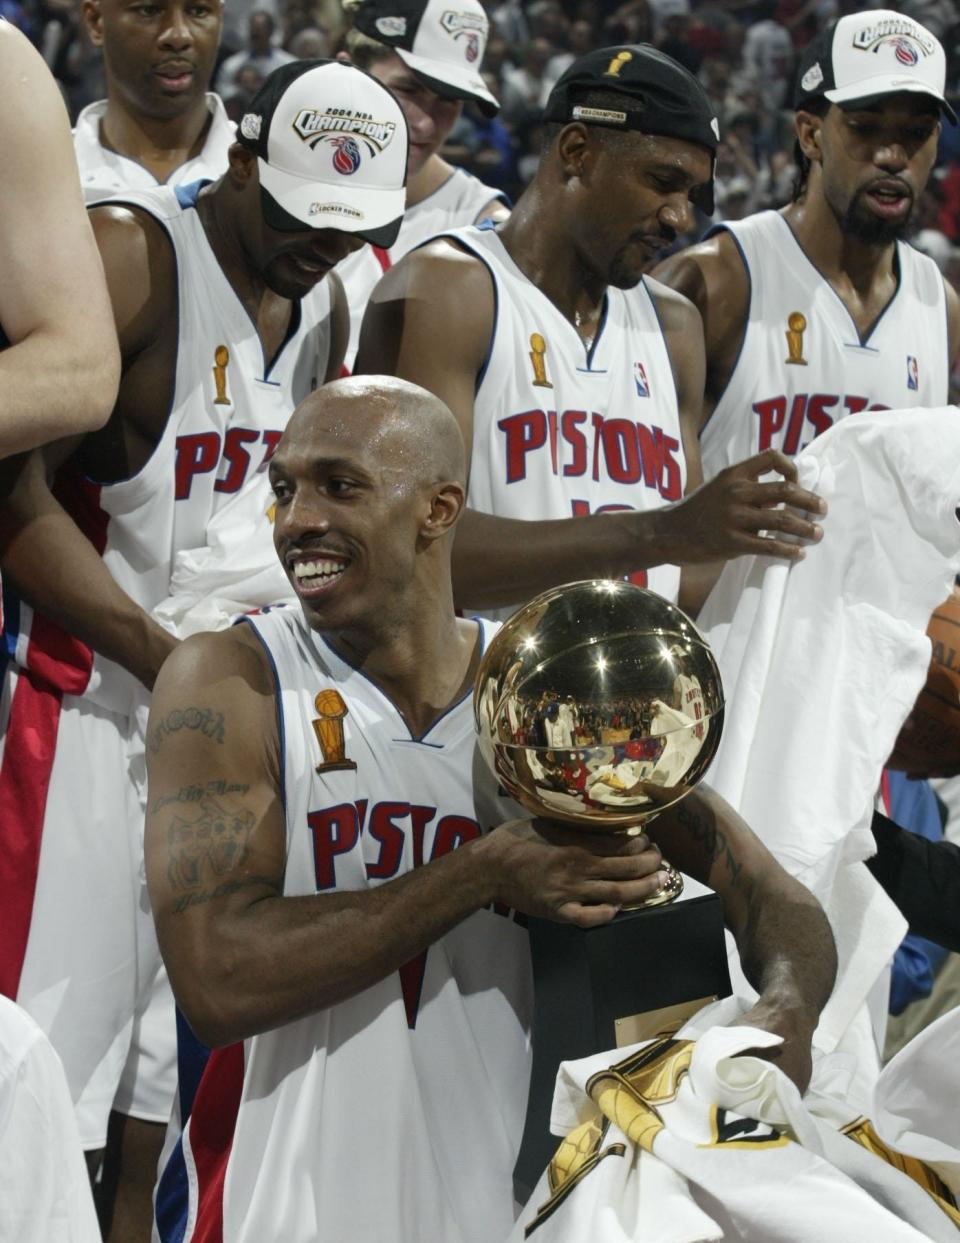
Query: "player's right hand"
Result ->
[[661, 447, 827, 564], [481, 818, 668, 927]]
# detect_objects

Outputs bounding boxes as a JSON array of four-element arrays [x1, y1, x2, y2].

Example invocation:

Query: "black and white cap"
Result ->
[[351, 0, 499, 116], [795, 9, 956, 123], [237, 59, 409, 246]]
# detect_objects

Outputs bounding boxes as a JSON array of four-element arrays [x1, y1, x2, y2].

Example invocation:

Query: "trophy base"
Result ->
[[621, 859, 684, 911], [515, 892, 731, 1202]]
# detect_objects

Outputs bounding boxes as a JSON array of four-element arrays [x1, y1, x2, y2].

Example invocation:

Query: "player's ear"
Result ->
[[82, 0, 104, 45], [556, 122, 593, 181], [420, 481, 465, 543], [227, 143, 257, 185], [795, 109, 824, 164]]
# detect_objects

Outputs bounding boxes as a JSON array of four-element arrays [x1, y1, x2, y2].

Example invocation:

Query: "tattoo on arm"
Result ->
[[162, 792, 259, 893], [675, 800, 744, 890], [148, 706, 227, 753], [171, 874, 282, 916]]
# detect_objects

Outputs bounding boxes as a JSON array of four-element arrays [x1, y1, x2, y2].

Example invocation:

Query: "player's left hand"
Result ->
[[727, 996, 817, 1094]]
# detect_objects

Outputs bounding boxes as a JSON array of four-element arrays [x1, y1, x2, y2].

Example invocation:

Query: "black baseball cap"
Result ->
[[795, 10, 956, 123], [236, 59, 408, 246], [543, 44, 720, 212], [351, 0, 500, 116]]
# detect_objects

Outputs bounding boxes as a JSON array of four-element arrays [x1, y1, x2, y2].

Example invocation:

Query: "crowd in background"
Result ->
[[7, 0, 960, 271]]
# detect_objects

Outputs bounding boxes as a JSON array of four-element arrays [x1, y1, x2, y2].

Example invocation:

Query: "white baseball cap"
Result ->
[[237, 60, 409, 245], [351, 0, 500, 116], [795, 9, 956, 123]]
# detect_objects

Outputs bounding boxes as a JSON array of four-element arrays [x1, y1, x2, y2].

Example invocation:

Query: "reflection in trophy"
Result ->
[[474, 580, 729, 1197], [474, 579, 724, 906]]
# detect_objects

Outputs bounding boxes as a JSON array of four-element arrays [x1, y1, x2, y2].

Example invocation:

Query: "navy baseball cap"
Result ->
[[543, 45, 720, 212]]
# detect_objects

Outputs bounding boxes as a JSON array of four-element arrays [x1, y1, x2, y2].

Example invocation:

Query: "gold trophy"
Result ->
[[474, 580, 728, 1195]]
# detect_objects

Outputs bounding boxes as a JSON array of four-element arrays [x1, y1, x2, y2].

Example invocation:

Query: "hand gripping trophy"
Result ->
[[474, 580, 729, 1193]]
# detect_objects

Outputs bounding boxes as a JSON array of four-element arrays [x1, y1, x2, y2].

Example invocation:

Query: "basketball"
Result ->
[[888, 587, 960, 774]]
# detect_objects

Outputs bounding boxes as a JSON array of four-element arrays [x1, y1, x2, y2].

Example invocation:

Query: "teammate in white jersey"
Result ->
[[0, 59, 407, 1236], [335, 0, 508, 368], [655, 10, 960, 484], [358, 45, 827, 617], [75, 0, 233, 200], [144, 376, 836, 1242]]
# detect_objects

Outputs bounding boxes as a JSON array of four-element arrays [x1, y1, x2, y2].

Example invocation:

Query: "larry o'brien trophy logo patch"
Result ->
[[313, 688, 357, 773], [785, 311, 808, 366], [293, 108, 396, 176]]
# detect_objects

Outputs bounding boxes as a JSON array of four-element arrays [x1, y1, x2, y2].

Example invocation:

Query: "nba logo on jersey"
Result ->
[[634, 361, 650, 398], [907, 355, 920, 391]]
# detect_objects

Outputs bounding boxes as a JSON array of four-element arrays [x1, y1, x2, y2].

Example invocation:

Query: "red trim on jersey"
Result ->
[[0, 476, 108, 996], [881, 768, 892, 815], [189, 1042, 245, 1242], [372, 246, 392, 275], [0, 670, 64, 997]]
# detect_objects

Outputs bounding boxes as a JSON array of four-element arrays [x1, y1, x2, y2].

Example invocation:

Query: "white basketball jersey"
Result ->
[[700, 211, 949, 479], [442, 225, 685, 612], [24, 182, 333, 712], [155, 607, 532, 1243], [338, 166, 503, 368]]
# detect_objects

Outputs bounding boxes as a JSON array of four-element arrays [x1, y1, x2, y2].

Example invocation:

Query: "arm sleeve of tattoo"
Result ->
[[650, 785, 837, 1020], [145, 631, 496, 1048]]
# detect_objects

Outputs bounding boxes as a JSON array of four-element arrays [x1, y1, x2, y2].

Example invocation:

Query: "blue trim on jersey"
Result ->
[[240, 618, 288, 814], [317, 618, 487, 746], [699, 224, 751, 439], [154, 1010, 212, 1242], [155, 1132, 189, 1243], [584, 295, 609, 371], [2, 585, 19, 667], [420, 231, 498, 395], [779, 215, 903, 348], [174, 180, 208, 210]]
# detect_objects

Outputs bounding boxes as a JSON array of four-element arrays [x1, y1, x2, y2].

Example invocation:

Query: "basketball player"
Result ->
[[357, 45, 827, 617], [0, 59, 406, 1237], [75, 0, 232, 199], [0, 20, 119, 459], [336, 0, 508, 368], [653, 9, 959, 607], [144, 376, 836, 1242]]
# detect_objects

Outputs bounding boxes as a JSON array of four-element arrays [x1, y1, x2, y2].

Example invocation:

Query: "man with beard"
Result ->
[[654, 8, 960, 492], [357, 45, 828, 618], [0, 59, 403, 1239], [75, 0, 233, 199]]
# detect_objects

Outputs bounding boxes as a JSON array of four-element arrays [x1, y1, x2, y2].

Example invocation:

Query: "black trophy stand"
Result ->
[[514, 892, 732, 1201]]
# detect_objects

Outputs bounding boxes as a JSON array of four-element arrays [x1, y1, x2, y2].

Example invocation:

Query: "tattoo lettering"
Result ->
[[152, 780, 250, 813], [166, 795, 256, 892], [148, 706, 226, 753], [171, 874, 281, 916], [676, 801, 743, 888]]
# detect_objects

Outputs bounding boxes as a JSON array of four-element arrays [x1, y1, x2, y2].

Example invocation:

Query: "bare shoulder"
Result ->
[[375, 235, 495, 306], [89, 203, 175, 349], [358, 236, 495, 380], [643, 275, 703, 337], [652, 230, 748, 314], [153, 625, 276, 707]]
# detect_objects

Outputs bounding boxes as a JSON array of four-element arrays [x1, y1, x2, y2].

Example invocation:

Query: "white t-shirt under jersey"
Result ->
[[700, 210, 949, 479], [73, 94, 234, 202], [153, 607, 532, 1243], [438, 224, 686, 615], [338, 165, 504, 369]]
